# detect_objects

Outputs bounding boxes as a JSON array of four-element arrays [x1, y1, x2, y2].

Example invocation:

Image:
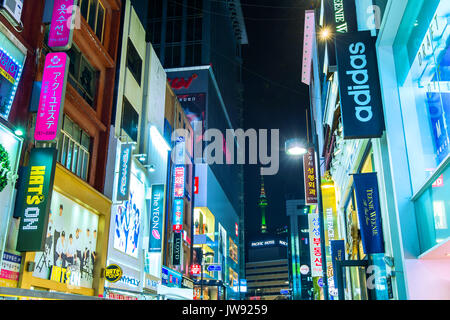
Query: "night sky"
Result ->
[[242, 0, 314, 241]]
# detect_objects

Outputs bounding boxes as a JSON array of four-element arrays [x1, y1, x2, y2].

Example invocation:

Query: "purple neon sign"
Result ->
[[48, 0, 78, 50], [35, 53, 69, 142]]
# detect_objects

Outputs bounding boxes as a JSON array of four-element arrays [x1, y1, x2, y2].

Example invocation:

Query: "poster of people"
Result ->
[[113, 174, 144, 258], [33, 191, 99, 289]]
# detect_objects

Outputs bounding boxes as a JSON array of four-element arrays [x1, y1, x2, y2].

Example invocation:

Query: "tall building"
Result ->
[[144, 0, 248, 299], [258, 176, 268, 234], [246, 237, 289, 300]]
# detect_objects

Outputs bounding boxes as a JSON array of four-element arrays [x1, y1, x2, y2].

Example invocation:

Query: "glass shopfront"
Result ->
[[340, 146, 389, 300], [395, 1, 450, 254]]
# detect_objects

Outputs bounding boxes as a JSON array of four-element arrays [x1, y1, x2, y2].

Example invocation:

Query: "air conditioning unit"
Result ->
[[0, 0, 23, 27]]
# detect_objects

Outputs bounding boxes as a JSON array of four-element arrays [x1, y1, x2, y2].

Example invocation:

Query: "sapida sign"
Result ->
[[168, 74, 198, 90], [116, 143, 132, 202], [335, 31, 385, 139]]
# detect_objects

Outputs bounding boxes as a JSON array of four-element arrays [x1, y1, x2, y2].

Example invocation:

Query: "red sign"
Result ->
[[432, 174, 444, 188], [190, 264, 201, 276], [174, 166, 185, 198], [168, 74, 198, 90], [303, 147, 318, 205], [235, 223, 239, 237], [194, 177, 199, 194]]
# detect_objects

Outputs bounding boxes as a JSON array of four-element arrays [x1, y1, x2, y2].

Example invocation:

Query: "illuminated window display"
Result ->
[[33, 191, 99, 289], [396, 2, 450, 253]]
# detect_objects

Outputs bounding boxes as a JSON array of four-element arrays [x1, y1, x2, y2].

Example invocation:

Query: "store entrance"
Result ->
[[334, 260, 375, 300]]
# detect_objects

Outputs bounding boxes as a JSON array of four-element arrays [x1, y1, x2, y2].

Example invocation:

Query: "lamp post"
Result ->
[[201, 251, 214, 300], [285, 136, 329, 300]]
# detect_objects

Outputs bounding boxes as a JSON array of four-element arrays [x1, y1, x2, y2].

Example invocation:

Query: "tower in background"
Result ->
[[259, 176, 268, 234]]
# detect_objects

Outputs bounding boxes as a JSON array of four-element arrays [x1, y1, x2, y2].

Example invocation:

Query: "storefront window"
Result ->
[[396, 1, 450, 253], [33, 191, 99, 289], [397, 2, 450, 193]]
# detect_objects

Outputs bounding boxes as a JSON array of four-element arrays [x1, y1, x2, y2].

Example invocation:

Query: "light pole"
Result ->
[[285, 136, 329, 300], [200, 251, 214, 300]]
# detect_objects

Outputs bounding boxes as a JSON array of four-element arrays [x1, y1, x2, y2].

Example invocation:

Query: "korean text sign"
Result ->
[[303, 147, 318, 205], [34, 53, 69, 142], [308, 213, 323, 277], [48, 0, 78, 50]]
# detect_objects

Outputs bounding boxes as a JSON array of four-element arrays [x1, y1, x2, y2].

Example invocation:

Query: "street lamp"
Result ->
[[285, 135, 330, 301], [285, 138, 308, 156], [201, 251, 214, 300]]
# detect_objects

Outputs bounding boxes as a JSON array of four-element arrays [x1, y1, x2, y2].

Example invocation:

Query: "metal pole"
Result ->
[[201, 261, 204, 300]]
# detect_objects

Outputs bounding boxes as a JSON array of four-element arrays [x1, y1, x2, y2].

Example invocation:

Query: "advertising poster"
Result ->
[[217, 224, 227, 281], [177, 93, 206, 124], [114, 173, 144, 258], [229, 237, 238, 264], [33, 191, 99, 289], [0, 252, 21, 288]]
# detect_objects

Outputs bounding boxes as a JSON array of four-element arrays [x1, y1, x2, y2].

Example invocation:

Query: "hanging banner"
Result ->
[[35, 53, 70, 142], [172, 198, 184, 232], [48, 0, 78, 51], [330, 240, 345, 294], [353, 173, 385, 254], [303, 148, 318, 205], [16, 148, 57, 252], [149, 184, 165, 252], [116, 143, 133, 202], [308, 213, 322, 277], [335, 31, 385, 139], [302, 10, 315, 85], [172, 232, 182, 266]]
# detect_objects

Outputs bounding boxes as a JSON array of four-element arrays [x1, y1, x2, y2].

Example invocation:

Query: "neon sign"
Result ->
[[0, 47, 23, 120], [172, 198, 184, 232], [34, 52, 69, 142], [48, 0, 78, 50], [168, 74, 198, 90], [173, 165, 185, 198]]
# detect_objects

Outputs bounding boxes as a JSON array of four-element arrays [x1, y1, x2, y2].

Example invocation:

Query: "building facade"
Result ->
[[0, 0, 122, 298], [304, 0, 450, 300]]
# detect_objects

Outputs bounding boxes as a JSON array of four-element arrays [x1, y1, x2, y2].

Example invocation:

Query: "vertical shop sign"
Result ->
[[116, 143, 133, 202], [303, 147, 318, 205], [330, 240, 345, 295], [173, 165, 185, 198], [302, 10, 315, 85], [335, 31, 385, 139], [353, 173, 385, 254], [16, 148, 57, 252], [48, 0, 78, 51], [172, 232, 182, 266], [35, 53, 70, 142], [0, 47, 23, 120], [308, 213, 322, 277], [149, 184, 165, 252], [172, 198, 184, 232]]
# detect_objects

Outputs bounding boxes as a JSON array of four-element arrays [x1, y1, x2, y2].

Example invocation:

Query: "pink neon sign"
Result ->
[[35, 53, 69, 142], [48, 0, 77, 50]]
